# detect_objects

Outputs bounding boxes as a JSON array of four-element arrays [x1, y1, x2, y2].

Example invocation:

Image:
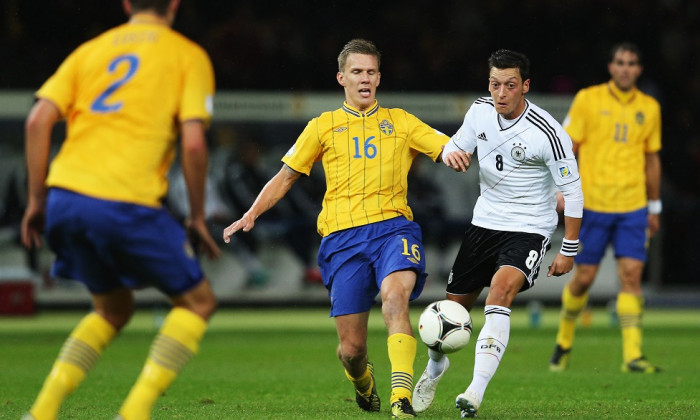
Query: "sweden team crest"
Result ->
[[379, 119, 394, 135], [636, 111, 645, 125]]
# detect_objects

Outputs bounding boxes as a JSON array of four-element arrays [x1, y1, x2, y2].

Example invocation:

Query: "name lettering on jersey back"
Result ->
[[112, 31, 159, 45]]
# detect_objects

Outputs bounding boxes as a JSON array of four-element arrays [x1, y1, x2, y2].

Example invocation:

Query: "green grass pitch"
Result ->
[[1, 306, 698, 419]]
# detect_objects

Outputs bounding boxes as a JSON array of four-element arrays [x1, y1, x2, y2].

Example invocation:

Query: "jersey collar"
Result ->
[[129, 13, 169, 26], [497, 99, 530, 130], [342, 101, 379, 118], [607, 81, 637, 104]]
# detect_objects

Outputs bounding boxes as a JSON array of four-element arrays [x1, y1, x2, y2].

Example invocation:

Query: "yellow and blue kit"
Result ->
[[563, 81, 661, 213], [37, 14, 215, 207], [282, 100, 447, 237]]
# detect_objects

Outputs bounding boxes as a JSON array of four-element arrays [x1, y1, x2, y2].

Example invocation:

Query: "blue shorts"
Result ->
[[45, 188, 204, 295], [576, 208, 648, 265], [318, 217, 427, 317]]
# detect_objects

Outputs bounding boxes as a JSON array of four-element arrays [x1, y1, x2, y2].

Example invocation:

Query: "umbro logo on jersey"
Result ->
[[477, 132, 488, 141], [334, 127, 348, 133]]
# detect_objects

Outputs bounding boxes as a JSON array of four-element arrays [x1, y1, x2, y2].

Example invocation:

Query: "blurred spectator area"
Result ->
[[1, 0, 699, 301], [1, 91, 697, 302]]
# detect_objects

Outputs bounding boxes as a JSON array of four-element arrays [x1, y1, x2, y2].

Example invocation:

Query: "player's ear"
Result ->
[[522, 78, 530, 94], [376, 71, 381, 87], [337, 72, 345, 87]]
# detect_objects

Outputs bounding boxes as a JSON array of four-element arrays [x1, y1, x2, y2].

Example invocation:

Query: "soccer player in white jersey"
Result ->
[[412, 49, 583, 418]]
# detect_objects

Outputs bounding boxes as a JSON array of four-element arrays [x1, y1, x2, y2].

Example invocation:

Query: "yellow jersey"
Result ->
[[282, 101, 448, 237], [563, 81, 661, 212], [37, 14, 215, 207]]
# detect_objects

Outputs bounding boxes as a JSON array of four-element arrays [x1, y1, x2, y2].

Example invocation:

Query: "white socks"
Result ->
[[426, 348, 447, 378], [467, 305, 511, 401]]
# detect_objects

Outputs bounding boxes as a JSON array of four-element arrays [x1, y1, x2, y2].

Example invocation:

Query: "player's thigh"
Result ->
[[447, 224, 505, 295], [576, 210, 615, 265], [319, 217, 425, 316], [319, 231, 377, 317], [612, 208, 648, 262], [115, 205, 206, 296], [374, 218, 426, 301], [496, 231, 549, 292], [486, 266, 528, 306], [45, 189, 123, 293]]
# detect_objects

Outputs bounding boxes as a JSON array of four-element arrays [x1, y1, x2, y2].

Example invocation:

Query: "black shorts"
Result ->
[[446, 224, 551, 295]]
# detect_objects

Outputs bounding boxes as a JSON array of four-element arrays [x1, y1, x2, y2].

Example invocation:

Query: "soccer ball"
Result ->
[[418, 300, 472, 354]]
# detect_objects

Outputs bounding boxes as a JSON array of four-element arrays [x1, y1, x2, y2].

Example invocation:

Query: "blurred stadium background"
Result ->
[[1, 0, 699, 312]]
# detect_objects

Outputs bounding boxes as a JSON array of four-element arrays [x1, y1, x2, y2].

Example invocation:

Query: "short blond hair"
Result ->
[[337, 39, 381, 72]]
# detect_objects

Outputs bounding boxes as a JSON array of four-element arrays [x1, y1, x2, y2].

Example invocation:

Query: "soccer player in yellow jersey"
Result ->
[[550, 42, 662, 373], [223, 39, 449, 418], [21, 1, 220, 419]]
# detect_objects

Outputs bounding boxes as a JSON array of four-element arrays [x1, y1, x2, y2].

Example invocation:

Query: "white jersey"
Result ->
[[444, 97, 581, 239]]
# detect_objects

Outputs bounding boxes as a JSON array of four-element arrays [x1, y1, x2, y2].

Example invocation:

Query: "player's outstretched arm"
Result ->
[[22, 99, 61, 249], [223, 164, 301, 243]]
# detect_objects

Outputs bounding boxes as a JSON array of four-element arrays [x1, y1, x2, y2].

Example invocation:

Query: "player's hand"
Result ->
[[21, 200, 45, 249], [186, 217, 221, 260], [547, 253, 574, 277], [648, 213, 660, 237], [442, 150, 472, 172], [222, 212, 256, 244]]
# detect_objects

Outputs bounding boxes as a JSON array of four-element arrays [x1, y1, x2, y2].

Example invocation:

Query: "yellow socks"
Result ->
[[387, 333, 416, 404], [29, 313, 116, 420], [617, 292, 643, 363], [556, 285, 589, 350], [345, 364, 373, 396], [118, 307, 207, 420]]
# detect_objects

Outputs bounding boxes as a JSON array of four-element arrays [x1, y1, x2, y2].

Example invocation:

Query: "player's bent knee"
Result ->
[[98, 310, 133, 331], [339, 340, 367, 362]]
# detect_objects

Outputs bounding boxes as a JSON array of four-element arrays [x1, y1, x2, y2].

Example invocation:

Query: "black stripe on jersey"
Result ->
[[474, 97, 494, 107], [526, 111, 566, 160]]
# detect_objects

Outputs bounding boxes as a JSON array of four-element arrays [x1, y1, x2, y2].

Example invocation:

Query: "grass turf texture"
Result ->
[[1, 307, 698, 419]]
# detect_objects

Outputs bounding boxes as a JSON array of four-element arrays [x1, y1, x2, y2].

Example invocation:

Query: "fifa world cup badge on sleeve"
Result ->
[[558, 165, 572, 178]]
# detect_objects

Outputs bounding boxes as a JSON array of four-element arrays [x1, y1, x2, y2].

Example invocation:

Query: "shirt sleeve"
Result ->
[[281, 118, 323, 175], [545, 125, 583, 218], [36, 48, 81, 116], [562, 89, 587, 144], [645, 99, 662, 153], [179, 46, 215, 125], [443, 105, 477, 155], [405, 112, 449, 162]]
